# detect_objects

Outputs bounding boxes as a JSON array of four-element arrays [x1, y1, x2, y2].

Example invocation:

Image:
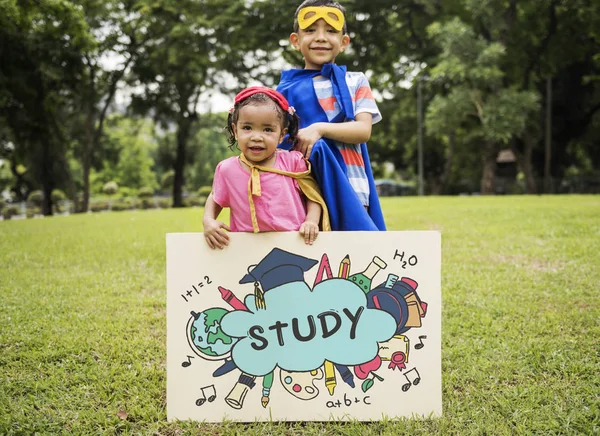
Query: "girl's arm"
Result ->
[[203, 192, 231, 249], [294, 112, 373, 157], [299, 199, 322, 245]]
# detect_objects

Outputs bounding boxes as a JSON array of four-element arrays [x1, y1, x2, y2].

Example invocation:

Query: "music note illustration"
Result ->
[[195, 385, 217, 406], [181, 355, 194, 368], [195, 391, 206, 406], [401, 368, 421, 392], [414, 335, 427, 350]]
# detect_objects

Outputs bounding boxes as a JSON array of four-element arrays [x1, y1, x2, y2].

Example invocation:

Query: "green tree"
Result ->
[[463, 0, 600, 192], [130, 0, 251, 207], [95, 116, 158, 191], [0, 0, 93, 214], [0, 125, 35, 201], [151, 112, 232, 193], [426, 18, 539, 193], [69, 0, 152, 212], [0, 158, 11, 196], [185, 112, 234, 190]]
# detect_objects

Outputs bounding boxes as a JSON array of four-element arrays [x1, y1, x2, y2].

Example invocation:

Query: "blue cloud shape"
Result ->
[[220, 278, 396, 376]]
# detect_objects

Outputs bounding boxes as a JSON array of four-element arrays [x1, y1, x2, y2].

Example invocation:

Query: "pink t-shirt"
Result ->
[[212, 150, 308, 232]]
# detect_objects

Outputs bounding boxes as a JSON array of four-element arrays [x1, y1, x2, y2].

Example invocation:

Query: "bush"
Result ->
[[28, 190, 44, 207], [90, 201, 109, 212], [50, 190, 68, 213], [157, 198, 171, 209], [1, 205, 20, 220], [118, 187, 135, 199], [0, 199, 5, 210], [111, 200, 133, 212], [73, 194, 86, 213], [51, 189, 67, 203], [161, 172, 174, 190], [26, 207, 41, 219], [102, 181, 119, 196], [197, 186, 212, 197], [138, 186, 154, 198], [187, 196, 206, 207], [140, 198, 154, 209]]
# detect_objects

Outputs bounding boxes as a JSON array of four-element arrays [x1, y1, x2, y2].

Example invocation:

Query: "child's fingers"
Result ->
[[305, 142, 314, 158], [301, 223, 319, 245], [205, 235, 216, 250], [302, 142, 313, 159], [293, 142, 306, 156], [213, 231, 229, 249], [205, 230, 228, 250], [217, 228, 230, 244], [299, 223, 307, 241], [295, 139, 312, 158], [309, 226, 319, 244], [302, 144, 310, 158]]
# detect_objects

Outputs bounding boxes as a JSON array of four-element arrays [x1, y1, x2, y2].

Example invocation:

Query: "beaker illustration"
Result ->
[[348, 255, 387, 293]]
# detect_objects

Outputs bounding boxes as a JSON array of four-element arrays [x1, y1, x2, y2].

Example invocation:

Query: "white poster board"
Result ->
[[166, 231, 441, 422]]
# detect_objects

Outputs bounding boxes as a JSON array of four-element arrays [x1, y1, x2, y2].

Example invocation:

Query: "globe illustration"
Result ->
[[186, 308, 237, 361]]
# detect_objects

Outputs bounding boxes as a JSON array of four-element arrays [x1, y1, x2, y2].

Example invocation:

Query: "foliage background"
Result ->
[[1, 0, 599, 214]]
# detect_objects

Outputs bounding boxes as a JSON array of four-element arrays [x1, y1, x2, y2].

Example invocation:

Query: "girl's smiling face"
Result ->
[[232, 102, 286, 167], [290, 17, 350, 70]]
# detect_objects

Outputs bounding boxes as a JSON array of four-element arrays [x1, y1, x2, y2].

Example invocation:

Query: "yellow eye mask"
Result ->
[[298, 6, 345, 32]]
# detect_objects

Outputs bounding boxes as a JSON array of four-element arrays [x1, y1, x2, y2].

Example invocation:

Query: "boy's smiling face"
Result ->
[[290, 15, 350, 70]]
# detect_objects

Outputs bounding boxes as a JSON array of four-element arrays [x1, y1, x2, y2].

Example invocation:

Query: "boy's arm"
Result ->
[[295, 112, 373, 157], [203, 192, 231, 249], [299, 199, 321, 245]]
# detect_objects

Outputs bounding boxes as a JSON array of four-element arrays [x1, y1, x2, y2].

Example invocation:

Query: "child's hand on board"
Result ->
[[299, 220, 319, 245], [203, 219, 231, 249]]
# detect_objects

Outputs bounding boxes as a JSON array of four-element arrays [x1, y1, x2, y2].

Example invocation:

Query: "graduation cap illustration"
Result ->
[[239, 248, 318, 310]]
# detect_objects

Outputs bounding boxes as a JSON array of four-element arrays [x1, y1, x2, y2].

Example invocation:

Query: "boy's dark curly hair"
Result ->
[[293, 0, 347, 33], [225, 93, 300, 150]]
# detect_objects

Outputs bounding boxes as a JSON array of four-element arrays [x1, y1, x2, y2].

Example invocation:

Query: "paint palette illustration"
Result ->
[[279, 368, 324, 400]]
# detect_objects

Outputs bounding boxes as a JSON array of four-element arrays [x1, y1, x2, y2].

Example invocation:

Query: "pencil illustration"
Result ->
[[338, 254, 351, 278]]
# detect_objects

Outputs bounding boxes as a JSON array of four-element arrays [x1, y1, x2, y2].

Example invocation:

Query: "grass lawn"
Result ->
[[1, 195, 598, 435]]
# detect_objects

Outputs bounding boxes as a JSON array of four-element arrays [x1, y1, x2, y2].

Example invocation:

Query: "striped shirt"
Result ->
[[313, 71, 381, 206]]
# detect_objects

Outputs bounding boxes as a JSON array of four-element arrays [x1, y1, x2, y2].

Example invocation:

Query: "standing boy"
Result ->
[[277, 0, 386, 231]]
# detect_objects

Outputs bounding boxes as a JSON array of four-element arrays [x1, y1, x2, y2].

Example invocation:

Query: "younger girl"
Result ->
[[203, 86, 329, 249]]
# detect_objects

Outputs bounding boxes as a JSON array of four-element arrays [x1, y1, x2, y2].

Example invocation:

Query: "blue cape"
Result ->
[[277, 64, 386, 231]]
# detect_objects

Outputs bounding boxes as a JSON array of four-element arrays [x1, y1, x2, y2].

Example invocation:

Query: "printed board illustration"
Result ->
[[166, 231, 441, 421]]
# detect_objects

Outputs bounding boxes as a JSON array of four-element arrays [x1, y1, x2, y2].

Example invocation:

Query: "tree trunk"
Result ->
[[81, 154, 90, 212], [79, 58, 130, 213], [439, 132, 455, 195], [81, 103, 94, 213], [480, 142, 498, 194], [173, 116, 191, 208], [544, 77, 553, 193], [430, 178, 441, 195], [516, 134, 538, 194], [40, 139, 53, 216]]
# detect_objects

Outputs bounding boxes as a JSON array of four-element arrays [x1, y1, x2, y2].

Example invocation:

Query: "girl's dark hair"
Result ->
[[225, 93, 300, 150], [293, 0, 347, 33]]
